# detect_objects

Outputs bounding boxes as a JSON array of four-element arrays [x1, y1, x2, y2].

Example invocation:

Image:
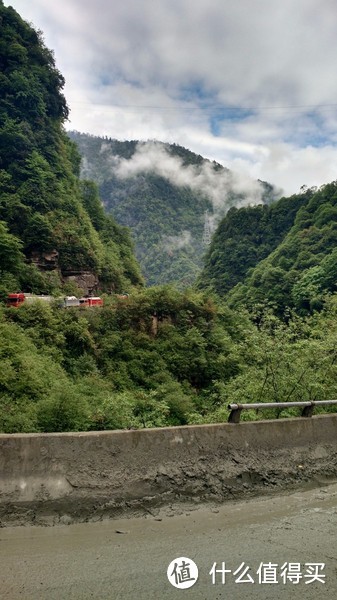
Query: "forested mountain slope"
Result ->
[[0, 2, 254, 433], [200, 183, 337, 315], [199, 191, 310, 296], [70, 131, 278, 287], [2, 2, 337, 436], [0, 2, 143, 296]]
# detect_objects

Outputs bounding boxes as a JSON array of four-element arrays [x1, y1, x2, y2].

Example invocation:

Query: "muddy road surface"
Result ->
[[1, 482, 337, 599]]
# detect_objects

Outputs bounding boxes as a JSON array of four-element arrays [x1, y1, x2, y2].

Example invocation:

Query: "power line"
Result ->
[[68, 99, 337, 113]]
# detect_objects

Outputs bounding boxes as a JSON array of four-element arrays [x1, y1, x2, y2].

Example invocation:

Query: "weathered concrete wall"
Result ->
[[1, 415, 337, 526]]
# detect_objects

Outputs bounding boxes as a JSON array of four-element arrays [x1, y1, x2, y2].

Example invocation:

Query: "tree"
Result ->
[[0, 220, 24, 272]]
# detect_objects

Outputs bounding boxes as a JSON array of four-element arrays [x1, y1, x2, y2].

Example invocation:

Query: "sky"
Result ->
[[6, 0, 337, 196]]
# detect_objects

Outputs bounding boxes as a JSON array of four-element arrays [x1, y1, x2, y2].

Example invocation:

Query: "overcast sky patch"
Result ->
[[5, 0, 337, 195]]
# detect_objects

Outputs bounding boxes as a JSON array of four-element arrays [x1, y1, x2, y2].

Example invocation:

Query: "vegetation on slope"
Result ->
[[0, 1, 143, 296], [200, 183, 337, 316], [2, 288, 337, 433], [1, 2, 337, 436], [70, 132, 277, 287], [199, 191, 309, 296]]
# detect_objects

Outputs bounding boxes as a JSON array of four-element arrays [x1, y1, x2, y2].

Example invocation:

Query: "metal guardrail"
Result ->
[[227, 400, 337, 423]]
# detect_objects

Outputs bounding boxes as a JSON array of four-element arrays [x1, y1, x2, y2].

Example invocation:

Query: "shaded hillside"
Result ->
[[0, 2, 143, 296], [198, 191, 309, 295], [200, 182, 337, 315], [70, 131, 278, 287]]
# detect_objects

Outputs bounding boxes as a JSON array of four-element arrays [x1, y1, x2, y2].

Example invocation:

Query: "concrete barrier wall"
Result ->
[[1, 415, 337, 525]]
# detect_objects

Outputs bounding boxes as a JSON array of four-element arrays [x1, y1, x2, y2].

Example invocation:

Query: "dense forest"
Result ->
[[1, 1, 337, 434], [0, 2, 142, 298], [3, 287, 337, 433], [200, 183, 337, 316], [70, 131, 277, 287], [198, 191, 309, 296]]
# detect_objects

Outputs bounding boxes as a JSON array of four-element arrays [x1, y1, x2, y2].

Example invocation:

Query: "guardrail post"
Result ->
[[228, 407, 243, 423], [301, 403, 315, 418]]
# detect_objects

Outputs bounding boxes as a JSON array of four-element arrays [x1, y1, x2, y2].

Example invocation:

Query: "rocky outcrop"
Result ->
[[62, 271, 99, 295], [30, 249, 59, 270], [29, 250, 99, 295]]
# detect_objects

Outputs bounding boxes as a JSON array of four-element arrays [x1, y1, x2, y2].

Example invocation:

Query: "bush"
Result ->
[[36, 383, 90, 432]]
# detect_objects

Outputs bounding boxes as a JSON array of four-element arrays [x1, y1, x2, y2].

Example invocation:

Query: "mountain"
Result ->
[[0, 2, 143, 296], [0, 2, 252, 434], [199, 183, 337, 315], [4, 1, 337, 438], [69, 131, 279, 287], [198, 191, 309, 296], [0, 2, 250, 435]]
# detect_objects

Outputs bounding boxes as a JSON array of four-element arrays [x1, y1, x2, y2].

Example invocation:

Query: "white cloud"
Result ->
[[162, 231, 192, 253], [247, 144, 337, 195], [5, 0, 337, 195], [115, 141, 265, 215]]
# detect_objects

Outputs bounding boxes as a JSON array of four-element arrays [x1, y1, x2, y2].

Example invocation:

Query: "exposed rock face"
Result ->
[[62, 271, 99, 295], [151, 314, 173, 336], [30, 250, 59, 270], [29, 251, 99, 295]]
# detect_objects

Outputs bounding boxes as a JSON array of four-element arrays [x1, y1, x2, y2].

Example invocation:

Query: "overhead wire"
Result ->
[[67, 99, 337, 114]]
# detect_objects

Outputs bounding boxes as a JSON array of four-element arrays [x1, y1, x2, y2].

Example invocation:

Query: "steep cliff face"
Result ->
[[0, 1, 143, 295]]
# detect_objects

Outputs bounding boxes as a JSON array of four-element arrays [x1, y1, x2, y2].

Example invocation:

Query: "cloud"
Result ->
[[243, 144, 337, 195], [15, 0, 337, 106], [162, 231, 192, 253], [114, 141, 266, 217], [6, 0, 337, 195]]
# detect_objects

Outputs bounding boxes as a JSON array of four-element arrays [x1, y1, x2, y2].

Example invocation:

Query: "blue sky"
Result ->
[[6, 0, 337, 195]]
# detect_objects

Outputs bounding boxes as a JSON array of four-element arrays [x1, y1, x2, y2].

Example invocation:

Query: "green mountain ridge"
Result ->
[[2, 1, 337, 437], [0, 2, 258, 434], [69, 131, 278, 287], [0, 2, 143, 296], [199, 183, 337, 315]]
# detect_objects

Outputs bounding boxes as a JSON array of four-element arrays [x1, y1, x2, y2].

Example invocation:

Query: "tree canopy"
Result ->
[[0, 1, 143, 295]]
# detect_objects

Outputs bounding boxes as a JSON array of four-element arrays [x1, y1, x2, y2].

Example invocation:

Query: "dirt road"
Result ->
[[1, 482, 337, 599]]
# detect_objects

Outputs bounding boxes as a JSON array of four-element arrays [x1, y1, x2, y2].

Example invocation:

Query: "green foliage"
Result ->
[[198, 192, 309, 296], [0, 286, 247, 432], [7, 301, 65, 360], [0, 220, 24, 272], [1, 279, 337, 433], [201, 182, 337, 317], [0, 324, 53, 401], [70, 132, 277, 287], [19, 263, 62, 294], [79, 180, 106, 231], [205, 305, 337, 424], [36, 382, 90, 432], [2, 2, 337, 436], [0, 2, 143, 294]]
